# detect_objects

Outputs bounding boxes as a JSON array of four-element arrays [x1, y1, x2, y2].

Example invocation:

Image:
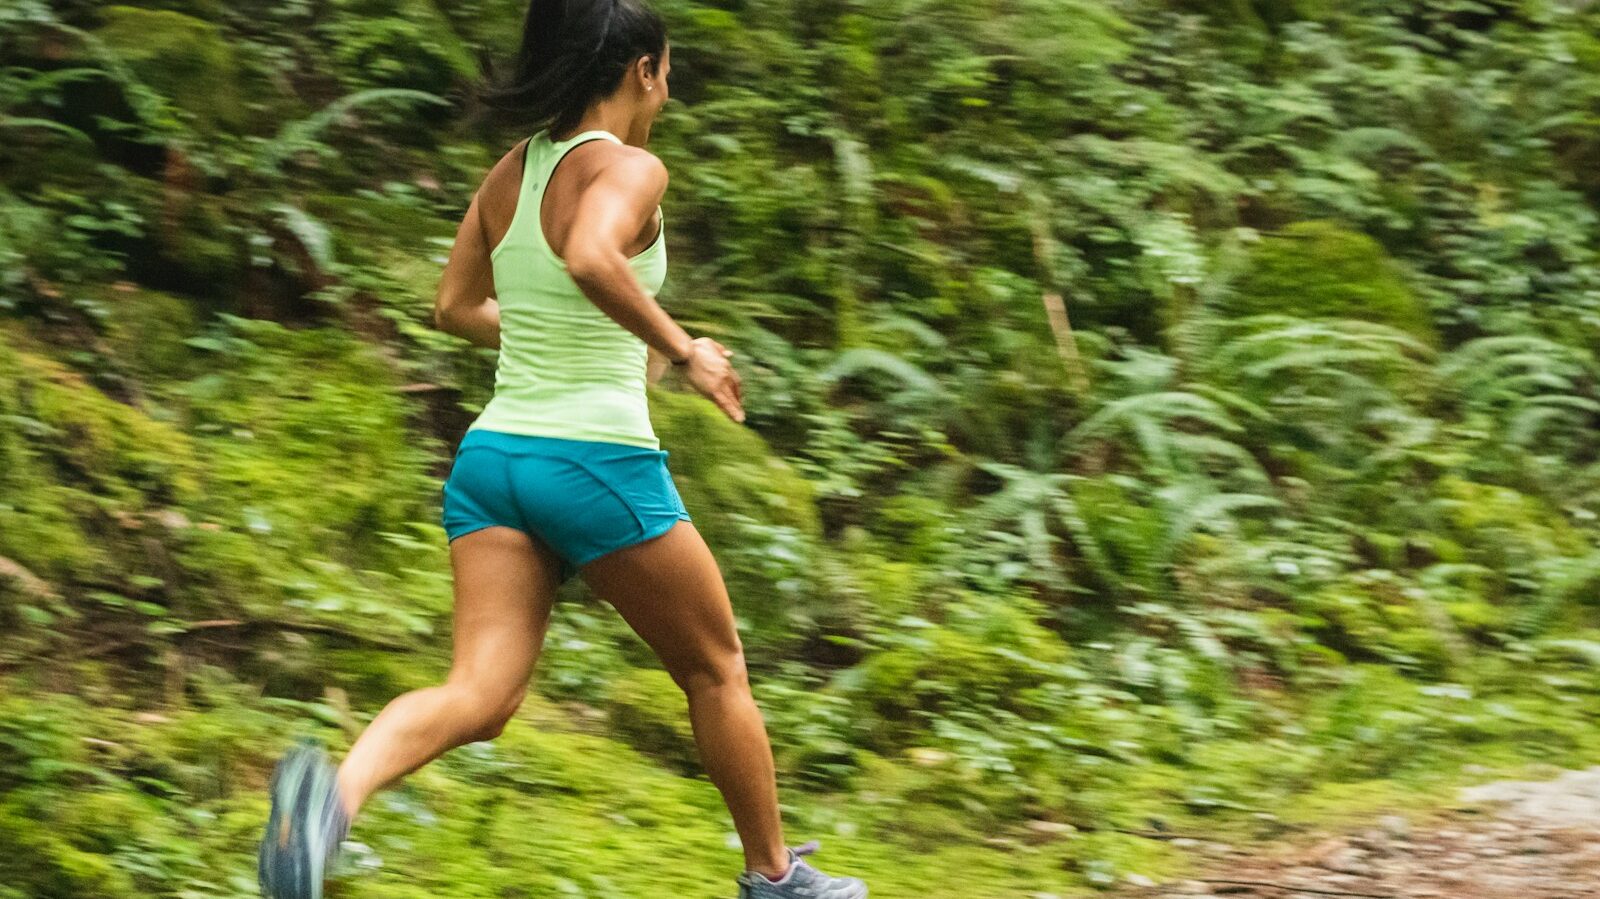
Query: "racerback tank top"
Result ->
[[468, 129, 668, 449]]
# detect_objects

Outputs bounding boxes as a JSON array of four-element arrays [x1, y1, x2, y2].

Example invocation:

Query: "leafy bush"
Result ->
[[1226, 221, 1434, 339]]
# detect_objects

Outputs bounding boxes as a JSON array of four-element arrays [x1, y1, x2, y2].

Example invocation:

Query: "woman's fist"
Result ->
[[682, 336, 743, 423]]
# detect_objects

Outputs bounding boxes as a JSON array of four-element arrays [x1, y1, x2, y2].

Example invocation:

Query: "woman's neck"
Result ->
[[558, 100, 647, 147]]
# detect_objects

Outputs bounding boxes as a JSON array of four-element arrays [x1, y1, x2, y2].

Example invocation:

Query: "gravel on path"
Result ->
[[1115, 768, 1600, 899]]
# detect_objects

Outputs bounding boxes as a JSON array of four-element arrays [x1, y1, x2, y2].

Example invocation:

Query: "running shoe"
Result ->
[[736, 840, 868, 899], [258, 740, 350, 899]]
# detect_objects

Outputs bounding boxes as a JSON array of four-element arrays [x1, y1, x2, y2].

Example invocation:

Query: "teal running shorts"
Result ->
[[441, 429, 692, 582]]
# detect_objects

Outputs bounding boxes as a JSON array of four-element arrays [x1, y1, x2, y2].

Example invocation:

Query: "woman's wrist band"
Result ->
[[670, 341, 692, 365]]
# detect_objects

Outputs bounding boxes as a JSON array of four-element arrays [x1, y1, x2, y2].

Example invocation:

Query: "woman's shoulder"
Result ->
[[587, 139, 668, 185], [567, 142, 668, 211], [477, 137, 536, 192], [474, 138, 533, 222], [601, 143, 672, 187]]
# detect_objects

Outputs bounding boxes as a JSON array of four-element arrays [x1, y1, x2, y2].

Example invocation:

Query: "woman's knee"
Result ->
[[671, 647, 750, 698], [445, 676, 526, 741]]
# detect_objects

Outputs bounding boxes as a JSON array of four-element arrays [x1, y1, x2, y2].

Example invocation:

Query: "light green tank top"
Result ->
[[469, 129, 668, 449]]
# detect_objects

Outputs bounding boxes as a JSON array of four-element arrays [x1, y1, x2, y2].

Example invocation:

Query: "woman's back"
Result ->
[[471, 129, 668, 449]]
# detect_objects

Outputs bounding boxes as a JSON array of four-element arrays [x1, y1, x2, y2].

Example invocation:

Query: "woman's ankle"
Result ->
[[746, 850, 790, 882]]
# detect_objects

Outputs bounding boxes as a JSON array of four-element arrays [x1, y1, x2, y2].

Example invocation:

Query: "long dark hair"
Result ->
[[482, 0, 667, 137]]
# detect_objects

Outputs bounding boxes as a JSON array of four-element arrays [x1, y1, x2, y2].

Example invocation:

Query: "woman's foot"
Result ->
[[258, 741, 351, 899], [736, 841, 868, 898]]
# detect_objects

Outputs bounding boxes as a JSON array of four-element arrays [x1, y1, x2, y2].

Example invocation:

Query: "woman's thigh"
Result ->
[[577, 521, 744, 686], [447, 525, 563, 693]]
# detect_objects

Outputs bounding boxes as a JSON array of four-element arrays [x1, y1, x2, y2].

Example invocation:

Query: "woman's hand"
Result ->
[[681, 336, 744, 423]]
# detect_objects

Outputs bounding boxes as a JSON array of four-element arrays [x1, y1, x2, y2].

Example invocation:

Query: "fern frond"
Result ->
[[253, 88, 449, 176]]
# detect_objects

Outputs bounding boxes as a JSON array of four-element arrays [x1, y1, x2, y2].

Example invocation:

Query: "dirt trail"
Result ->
[[1120, 769, 1600, 899]]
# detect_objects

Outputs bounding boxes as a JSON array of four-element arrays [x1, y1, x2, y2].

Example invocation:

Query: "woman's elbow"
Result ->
[[434, 297, 470, 336], [564, 248, 619, 291]]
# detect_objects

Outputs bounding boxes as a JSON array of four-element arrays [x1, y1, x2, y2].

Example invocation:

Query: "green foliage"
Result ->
[[321, 0, 477, 93], [93, 6, 246, 134], [604, 667, 698, 773], [6, 0, 1600, 895], [1226, 222, 1434, 338], [99, 286, 201, 381], [0, 331, 197, 612]]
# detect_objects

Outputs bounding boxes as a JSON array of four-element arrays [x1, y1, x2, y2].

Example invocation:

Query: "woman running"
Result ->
[[256, 1, 868, 898]]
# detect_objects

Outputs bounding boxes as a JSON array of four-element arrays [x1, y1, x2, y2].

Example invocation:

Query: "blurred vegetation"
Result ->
[[3, 0, 1600, 895]]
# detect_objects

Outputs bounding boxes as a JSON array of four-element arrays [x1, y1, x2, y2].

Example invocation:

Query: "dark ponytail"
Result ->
[[482, 0, 667, 137]]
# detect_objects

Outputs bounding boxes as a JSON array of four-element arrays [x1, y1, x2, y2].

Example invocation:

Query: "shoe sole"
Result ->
[[259, 744, 334, 899]]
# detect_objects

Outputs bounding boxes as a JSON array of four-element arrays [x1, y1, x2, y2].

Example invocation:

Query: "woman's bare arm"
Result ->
[[562, 152, 693, 362], [434, 141, 535, 349], [563, 151, 744, 421], [433, 187, 503, 349]]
